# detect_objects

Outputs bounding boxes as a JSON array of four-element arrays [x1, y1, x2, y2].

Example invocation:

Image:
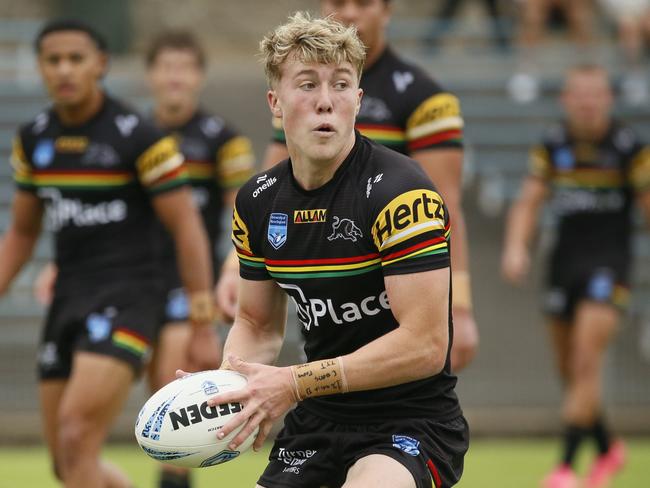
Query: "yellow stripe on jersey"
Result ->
[[528, 145, 552, 180], [405, 93, 463, 137], [10, 137, 33, 185], [371, 189, 446, 250], [217, 136, 255, 188], [232, 206, 252, 253], [629, 146, 650, 190], [136, 136, 184, 185]]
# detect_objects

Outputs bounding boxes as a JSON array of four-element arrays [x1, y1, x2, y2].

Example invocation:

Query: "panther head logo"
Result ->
[[327, 216, 363, 242]]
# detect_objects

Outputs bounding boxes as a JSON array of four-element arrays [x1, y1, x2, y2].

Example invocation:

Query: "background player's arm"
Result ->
[[637, 190, 650, 227], [501, 176, 549, 284], [0, 191, 43, 295], [261, 142, 289, 171]]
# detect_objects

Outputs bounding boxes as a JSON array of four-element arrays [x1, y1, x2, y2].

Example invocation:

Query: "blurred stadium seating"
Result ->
[[1, 2, 649, 443]]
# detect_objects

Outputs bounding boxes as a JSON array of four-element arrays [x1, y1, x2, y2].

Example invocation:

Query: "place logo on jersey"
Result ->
[[33, 139, 55, 168], [55, 136, 89, 153], [372, 189, 445, 250], [268, 213, 288, 249], [277, 282, 390, 331], [327, 217, 362, 242], [294, 209, 327, 224]]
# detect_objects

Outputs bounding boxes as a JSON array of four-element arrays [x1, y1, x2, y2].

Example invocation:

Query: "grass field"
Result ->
[[2, 438, 649, 487]]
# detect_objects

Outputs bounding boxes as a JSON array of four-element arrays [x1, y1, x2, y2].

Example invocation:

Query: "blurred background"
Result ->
[[0, 0, 649, 485]]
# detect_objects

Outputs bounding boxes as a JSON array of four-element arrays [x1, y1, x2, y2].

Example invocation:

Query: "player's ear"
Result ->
[[267, 90, 282, 118], [355, 88, 363, 116]]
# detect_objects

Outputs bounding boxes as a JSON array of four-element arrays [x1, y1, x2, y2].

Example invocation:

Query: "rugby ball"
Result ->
[[135, 369, 258, 468]]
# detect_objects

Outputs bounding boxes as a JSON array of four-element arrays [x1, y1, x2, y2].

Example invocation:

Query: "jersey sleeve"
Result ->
[[528, 144, 553, 181], [10, 134, 35, 192], [215, 131, 255, 190], [628, 145, 650, 192], [271, 116, 286, 144], [133, 121, 188, 195], [370, 181, 450, 276], [231, 190, 270, 280], [405, 92, 464, 153]]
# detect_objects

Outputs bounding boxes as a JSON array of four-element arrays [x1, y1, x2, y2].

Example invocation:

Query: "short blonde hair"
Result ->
[[260, 11, 365, 87]]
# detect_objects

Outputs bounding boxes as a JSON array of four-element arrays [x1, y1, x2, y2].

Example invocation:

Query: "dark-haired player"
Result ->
[[0, 20, 219, 488], [218, 0, 478, 371], [144, 30, 254, 488], [502, 65, 650, 488]]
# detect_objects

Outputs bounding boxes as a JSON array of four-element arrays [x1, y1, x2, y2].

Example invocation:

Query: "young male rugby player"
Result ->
[[0, 20, 219, 488], [502, 65, 650, 488], [217, 0, 478, 371], [205, 12, 468, 488]]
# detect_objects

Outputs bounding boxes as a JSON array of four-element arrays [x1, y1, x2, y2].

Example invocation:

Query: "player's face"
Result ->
[[268, 57, 362, 164], [561, 71, 613, 128], [147, 48, 204, 109], [37, 31, 107, 108], [321, 0, 391, 52]]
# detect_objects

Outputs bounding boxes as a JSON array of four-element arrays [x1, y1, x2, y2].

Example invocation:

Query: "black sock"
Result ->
[[159, 470, 191, 488], [593, 416, 612, 455], [562, 424, 589, 467]]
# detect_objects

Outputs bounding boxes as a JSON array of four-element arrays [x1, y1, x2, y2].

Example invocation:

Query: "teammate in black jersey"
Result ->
[[502, 65, 650, 488], [217, 0, 478, 371], [197, 13, 468, 488], [145, 30, 254, 488], [0, 20, 220, 488]]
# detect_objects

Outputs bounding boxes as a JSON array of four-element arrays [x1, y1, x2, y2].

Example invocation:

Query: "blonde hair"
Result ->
[[260, 11, 365, 87]]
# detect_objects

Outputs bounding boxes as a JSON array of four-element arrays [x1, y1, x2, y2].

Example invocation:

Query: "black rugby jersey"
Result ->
[[232, 134, 461, 423], [153, 110, 254, 269], [529, 121, 650, 260], [272, 47, 464, 154], [10, 94, 188, 288]]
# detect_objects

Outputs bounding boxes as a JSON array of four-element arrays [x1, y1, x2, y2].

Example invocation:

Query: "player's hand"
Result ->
[[206, 355, 297, 452], [501, 246, 530, 285], [33, 262, 58, 306], [450, 307, 479, 371], [186, 326, 221, 371], [215, 267, 238, 322]]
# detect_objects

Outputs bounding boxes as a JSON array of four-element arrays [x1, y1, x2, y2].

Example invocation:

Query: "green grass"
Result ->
[[1, 439, 649, 487]]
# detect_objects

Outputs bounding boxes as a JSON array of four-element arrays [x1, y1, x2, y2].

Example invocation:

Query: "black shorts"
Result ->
[[544, 261, 630, 320], [37, 281, 160, 380], [258, 405, 469, 488]]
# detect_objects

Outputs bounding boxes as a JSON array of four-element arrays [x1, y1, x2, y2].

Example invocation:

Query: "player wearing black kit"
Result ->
[[502, 65, 650, 488], [198, 13, 468, 488], [0, 20, 218, 488]]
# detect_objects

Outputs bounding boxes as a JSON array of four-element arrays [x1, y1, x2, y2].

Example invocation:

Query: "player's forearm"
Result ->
[[172, 214, 213, 294], [0, 227, 39, 295], [505, 200, 539, 253], [222, 313, 286, 367]]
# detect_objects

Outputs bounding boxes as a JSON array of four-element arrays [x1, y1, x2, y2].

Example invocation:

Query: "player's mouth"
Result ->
[[55, 83, 77, 96], [313, 123, 335, 135]]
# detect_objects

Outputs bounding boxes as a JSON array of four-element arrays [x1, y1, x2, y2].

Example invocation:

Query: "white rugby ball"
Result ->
[[135, 369, 258, 468]]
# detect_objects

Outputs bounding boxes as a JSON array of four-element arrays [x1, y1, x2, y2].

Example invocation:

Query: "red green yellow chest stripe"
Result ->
[[31, 169, 135, 189]]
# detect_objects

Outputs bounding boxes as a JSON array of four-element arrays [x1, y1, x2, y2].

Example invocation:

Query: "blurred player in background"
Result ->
[[217, 0, 478, 372], [502, 65, 650, 488], [1, 19, 219, 488], [144, 30, 254, 488], [204, 12, 468, 487]]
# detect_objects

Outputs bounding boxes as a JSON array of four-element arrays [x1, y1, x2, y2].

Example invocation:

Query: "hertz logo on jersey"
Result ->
[[372, 189, 445, 251], [294, 209, 327, 224], [136, 136, 184, 185]]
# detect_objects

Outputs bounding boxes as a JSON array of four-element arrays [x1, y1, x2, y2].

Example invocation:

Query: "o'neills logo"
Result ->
[[294, 209, 326, 224]]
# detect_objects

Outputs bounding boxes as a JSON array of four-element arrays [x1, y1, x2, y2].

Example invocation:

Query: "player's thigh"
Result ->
[[546, 317, 572, 379], [58, 351, 134, 440], [572, 301, 620, 368], [39, 380, 66, 460], [343, 454, 416, 488], [149, 322, 191, 391]]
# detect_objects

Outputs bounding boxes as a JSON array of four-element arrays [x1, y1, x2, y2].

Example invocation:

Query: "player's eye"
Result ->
[[334, 81, 348, 90], [300, 81, 316, 90], [69, 53, 84, 64]]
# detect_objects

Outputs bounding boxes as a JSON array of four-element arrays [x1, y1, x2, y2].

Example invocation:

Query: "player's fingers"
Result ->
[[253, 419, 273, 451], [228, 409, 265, 450], [217, 403, 256, 442], [175, 369, 191, 379], [227, 355, 251, 374], [207, 389, 248, 407]]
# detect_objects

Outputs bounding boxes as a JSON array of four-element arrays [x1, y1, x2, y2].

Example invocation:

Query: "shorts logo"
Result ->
[[166, 288, 188, 321], [327, 216, 362, 242], [392, 435, 420, 456], [38, 342, 59, 368], [268, 213, 288, 249], [33, 139, 55, 168], [86, 313, 112, 342], [545, 288, 567, 314], [294, 209, 327, 224], [277, 448, 317, 475], [588, 269, 614, 301]]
